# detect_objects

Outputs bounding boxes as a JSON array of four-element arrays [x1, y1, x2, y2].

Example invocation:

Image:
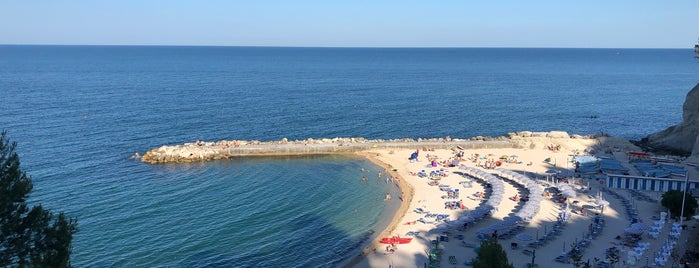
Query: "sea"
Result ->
[[0, 45, 697, 267]]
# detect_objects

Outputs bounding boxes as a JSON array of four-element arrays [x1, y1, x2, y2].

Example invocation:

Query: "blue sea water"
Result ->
[[0, 45, 697, 267]]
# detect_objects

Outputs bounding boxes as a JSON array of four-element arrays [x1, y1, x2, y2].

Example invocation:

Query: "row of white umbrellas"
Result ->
[[497, 168, 544, 222], [438, 166, 505, 230], [473, 168, 544, 236]]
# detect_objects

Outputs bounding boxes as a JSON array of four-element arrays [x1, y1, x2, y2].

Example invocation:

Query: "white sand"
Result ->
[[351, 137, 696, 268]]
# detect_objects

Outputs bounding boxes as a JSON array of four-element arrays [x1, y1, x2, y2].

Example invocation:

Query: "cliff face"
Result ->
[[645, 83, 699, 155]]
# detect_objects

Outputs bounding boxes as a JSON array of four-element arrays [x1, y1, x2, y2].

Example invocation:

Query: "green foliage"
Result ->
[[0, 130, 78, 267], [582, 259, 592, 268], [472, 237, 514, 268], [661, 189, 698, 219], [570, 243, 583, 268], [606, 247, 620, 268]]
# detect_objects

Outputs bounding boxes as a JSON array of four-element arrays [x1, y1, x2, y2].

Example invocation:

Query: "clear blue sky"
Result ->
[[1, 0, 695, 48]]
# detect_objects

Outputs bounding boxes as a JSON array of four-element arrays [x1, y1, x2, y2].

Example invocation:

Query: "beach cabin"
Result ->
[[606, 174, 699, 192]]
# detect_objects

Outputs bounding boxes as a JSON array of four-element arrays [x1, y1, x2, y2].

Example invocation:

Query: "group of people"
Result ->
[[479, 158, 501, 169], [445, 199, 467, 210], [547, 143, 561, 152], [385, 243, 397, 254]]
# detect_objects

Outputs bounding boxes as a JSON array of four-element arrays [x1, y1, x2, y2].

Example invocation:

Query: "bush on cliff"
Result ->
[[0, 130, 78, 267]]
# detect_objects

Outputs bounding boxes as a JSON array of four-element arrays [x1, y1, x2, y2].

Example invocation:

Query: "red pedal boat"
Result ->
[[379, 236, 413, 244]]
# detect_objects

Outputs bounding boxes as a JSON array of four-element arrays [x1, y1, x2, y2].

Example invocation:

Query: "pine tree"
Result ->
[[570, 243, 583, 268], [472, 236, 514, 268], [661, 189, 698, 219], [0, 130, 78, 267]]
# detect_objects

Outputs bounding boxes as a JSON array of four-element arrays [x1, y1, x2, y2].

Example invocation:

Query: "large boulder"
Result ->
[[547, 131, 570, 139], [645, 83, 699, 154]]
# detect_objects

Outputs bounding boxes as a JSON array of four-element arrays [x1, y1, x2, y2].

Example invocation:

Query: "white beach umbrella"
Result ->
[[595, 199, 610, 207]]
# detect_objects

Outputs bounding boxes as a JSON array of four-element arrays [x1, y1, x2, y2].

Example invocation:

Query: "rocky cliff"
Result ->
[[643, 83, 699, 156]]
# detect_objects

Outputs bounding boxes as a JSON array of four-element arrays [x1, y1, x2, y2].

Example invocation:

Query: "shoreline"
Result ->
[[341, 151, 416, 268]]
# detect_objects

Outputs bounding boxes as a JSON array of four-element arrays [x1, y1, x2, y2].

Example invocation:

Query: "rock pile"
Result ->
[[139, 131, 616, 164]]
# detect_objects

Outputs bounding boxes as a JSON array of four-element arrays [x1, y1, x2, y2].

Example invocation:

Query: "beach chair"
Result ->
[[555, 255, 571, 263], [462, 241, 476, 248]]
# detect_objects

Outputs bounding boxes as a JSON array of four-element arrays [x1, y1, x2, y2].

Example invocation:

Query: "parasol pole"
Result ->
[[680, 171, 689, 226], [563, 240, 566, 253]]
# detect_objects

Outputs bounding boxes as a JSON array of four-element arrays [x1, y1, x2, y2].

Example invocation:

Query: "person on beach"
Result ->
[[385, 193, 391, 201]]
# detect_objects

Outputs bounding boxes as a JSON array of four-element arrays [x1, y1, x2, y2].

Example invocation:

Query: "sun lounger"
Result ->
[[405, 231, 419, 236], [462, 241, 476, 248], [555, 255, 571, 263], [417, 218, 432, 224]]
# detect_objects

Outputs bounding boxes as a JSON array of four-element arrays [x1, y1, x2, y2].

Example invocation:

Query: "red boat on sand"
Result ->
[[379, 236, 413, 244]]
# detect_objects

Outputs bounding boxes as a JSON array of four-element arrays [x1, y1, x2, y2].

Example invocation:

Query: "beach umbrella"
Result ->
[[435, 223, 449, 231], [516, 233, 533, 241], [508, 215, 523, 222], [595, 199, 610, 207], [561, 189, 576, 198], [630, 222, 649, 231], [624, 227, 643, 234]]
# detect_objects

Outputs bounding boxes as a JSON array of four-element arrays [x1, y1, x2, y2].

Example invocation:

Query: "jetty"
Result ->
[[140, 131, 601, 164]]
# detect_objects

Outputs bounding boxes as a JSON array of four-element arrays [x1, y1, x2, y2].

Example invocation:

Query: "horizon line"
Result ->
[[0, 43, 690, 50]]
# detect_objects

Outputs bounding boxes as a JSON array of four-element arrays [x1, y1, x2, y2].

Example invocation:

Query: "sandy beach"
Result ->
[[351, 136, 697, 268]]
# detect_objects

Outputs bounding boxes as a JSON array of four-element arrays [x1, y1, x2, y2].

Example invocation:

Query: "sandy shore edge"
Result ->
[[342, 151, 416, 268]]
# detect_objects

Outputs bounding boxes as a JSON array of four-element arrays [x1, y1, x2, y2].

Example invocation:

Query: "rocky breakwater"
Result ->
[[642, 83, 699, 159], [140, 137, 511, 164], [140, 131, 616, 164]]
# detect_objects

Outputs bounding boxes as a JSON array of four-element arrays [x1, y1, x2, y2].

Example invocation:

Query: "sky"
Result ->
[[0, 0, 696, 48]]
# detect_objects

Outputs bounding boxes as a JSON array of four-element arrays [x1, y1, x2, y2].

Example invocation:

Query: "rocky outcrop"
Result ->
[[684, 136, 699, 163], [644, 83, 699, 155]]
